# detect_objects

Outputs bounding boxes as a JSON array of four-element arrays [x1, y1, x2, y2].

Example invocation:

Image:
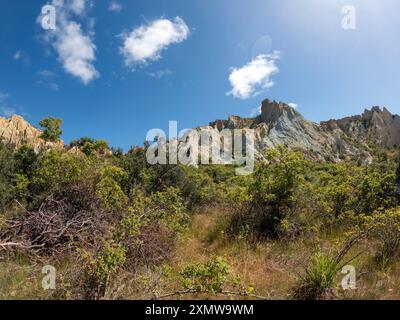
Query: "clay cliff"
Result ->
[[208, 98, 400, 162], [0, 115, 63, 152]]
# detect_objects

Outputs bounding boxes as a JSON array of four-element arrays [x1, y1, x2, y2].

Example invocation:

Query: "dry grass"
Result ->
[[3, 207, 400, 299], [167, 208, 400, 300], [167, 208, 307, 299]]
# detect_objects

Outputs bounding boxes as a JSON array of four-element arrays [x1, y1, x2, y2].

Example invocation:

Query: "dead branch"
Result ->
[[153, 290, 269, 300], [2, 193, 99, 255], [334, 226, 373, 265], [0, 241, 44, 250]]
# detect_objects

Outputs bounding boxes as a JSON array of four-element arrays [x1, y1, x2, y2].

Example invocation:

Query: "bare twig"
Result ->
[[153, 290, 269, 300]]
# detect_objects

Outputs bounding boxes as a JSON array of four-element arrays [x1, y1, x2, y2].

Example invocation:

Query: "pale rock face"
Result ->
[[0, 115, 63, 152], [322, 106, 400, 150], [209, 98, 400, 163]]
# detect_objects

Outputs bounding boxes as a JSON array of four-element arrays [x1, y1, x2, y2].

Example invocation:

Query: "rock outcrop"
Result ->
[[0, 115, 63, 152], [208, 98, 400, 162], [2, 100, 399, 162], [321, 106, 400, 149]]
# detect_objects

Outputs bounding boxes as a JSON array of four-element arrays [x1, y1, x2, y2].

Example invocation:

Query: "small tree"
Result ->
[[39, 117, 63, 142]]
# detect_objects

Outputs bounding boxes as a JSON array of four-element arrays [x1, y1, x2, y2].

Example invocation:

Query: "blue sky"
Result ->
[[1, 0, 400, 149]]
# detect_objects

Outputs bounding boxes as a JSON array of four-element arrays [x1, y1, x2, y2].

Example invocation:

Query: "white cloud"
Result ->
[[227, 52, 280, 100], [288, 103, 298, 109], [38, 0, 99, 84], [54, 21, 99, 84], [108, 1, 122, 12], [69, 0, 86, 15], [120, 17, 189, 66]]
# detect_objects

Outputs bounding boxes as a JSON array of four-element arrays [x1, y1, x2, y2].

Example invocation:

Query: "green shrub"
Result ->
[[84, 239, 126, 298], [362, 208, 400, 261], [96, 177, 128, 212], [180, 257, 232, 294], [70, 137, 110, 156], [149, 187, 189, 233], [11, 173, 29, 199], [229, 147, 305, 239], [32, 150, 92, 193], [355, 170, 396, 215], [13, 145, 37, 178]]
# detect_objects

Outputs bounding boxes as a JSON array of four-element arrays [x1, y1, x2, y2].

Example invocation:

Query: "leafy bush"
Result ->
[[11, 173, 29, 200], [156, 257, 261, 300], [362, 208, 400, 261], [96, 177, 128, 212], [83, 239, 126, 299], [70, 137, 110, 156], [31, 150, 92, 195], [13, 145, 37, 178], [228, 147, 305, 239], [355, 169, 397, 215], [116, 187, 189, 266], [180, 256, 231, 294]]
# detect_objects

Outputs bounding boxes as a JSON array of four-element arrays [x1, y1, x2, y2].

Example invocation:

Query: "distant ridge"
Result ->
[[207, 98, 400, 162]]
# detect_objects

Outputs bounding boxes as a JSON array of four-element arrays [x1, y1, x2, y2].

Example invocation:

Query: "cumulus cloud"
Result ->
[[38, 0, 99, 84], [54, 21, 98, 84], [227, 51, 280, 100], [120, 17, 189, 66], [108, 1, 122, 12], [288, 103, 298, 109]]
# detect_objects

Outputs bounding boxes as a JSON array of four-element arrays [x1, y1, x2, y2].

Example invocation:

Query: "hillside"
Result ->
[[1, 104, 400, 300]]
